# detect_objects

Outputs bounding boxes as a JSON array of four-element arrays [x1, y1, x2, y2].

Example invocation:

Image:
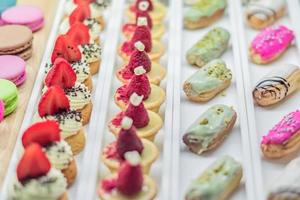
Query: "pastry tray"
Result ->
[[1, 0, 300, 199]]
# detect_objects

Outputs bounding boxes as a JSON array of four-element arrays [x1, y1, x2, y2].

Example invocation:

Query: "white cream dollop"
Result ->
[[45, 141, 73, 170]]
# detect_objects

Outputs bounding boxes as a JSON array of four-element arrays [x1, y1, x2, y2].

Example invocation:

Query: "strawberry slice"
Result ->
[[74, 0, 96, 3], [45, 58, 77, 89], [22, 121, 61, 148], [17, 143, 51, 182], [51, 35, 82, 63], [38, 86, 70, 117], [69, 3, 91, 25], [67, 22, 90, 46]]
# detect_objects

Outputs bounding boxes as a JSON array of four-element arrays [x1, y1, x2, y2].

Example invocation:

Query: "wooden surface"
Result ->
[[0, 0, 58, 186]]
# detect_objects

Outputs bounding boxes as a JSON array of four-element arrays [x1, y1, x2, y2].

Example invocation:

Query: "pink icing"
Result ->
[[103, 142, 122, 162], [101, 178, 117, 193], [262, 110, 300, 145], [251, 26, 294, 61], [0, 100, 4, 122]]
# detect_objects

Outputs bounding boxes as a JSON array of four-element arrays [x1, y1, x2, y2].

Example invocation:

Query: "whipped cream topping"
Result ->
[[65, 83, 92, 110], [45, 141, 73, 170], [9, 168, 67, 200], [79, 43, 101, 63]]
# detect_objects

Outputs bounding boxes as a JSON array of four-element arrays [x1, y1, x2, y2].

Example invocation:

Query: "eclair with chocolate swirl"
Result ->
[[246, 0, 286, 30], [253, 65, 300, 107]]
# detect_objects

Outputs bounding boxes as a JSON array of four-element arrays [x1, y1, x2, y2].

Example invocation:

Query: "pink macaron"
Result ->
[[1, 5, 44, 32], [0, 55, 26, 86], [0, 99, 4, 122]]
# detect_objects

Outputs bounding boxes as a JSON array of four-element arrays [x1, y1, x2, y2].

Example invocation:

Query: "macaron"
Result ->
[[0, 99, 4, 122], [0, 25, 33, 60], [0, 0, 16, 14], [0, 55, 26, 86], [0, 79, 18, 116], [1, 5, 44, 32]]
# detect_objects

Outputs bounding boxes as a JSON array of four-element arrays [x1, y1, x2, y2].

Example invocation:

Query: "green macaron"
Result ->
[[0, 79, 19, 116]]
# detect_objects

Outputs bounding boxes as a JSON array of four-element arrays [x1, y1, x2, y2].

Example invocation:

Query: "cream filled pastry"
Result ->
[[268, 157, 300, 200], [246, 0, 286, 30], [79, 43, 101, 75], [185, 156, 242, 200], [117, 41, 166, 85], [183, 59, 232, 102], [114, 66, 165, 113], [21, 121, 77, 186], [59, 18, 102, 43], [98, 151, 157, 200], [109, 93, 163, 141], [250, 25, 294, 64], [253, 64, 300, 107], [37, 86, 86, 155], [103, 116, 158, 173], [183, 105, 237, 155], [261, 110, 300, 158], [9, 144, 68, 200]]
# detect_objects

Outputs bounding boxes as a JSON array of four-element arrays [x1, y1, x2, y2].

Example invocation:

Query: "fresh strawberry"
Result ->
[[38, 86, 70, 117], [125, 93, 149, 128], [45, 58, 77, 89], [126, 67, 151, 100], [69, 3, 91, 25], [116, 117, 144, 159], [135, 0, 153, 12], [117, 152, 143, 196], [135, 10, 152, 29], [22, 121, 61, 148], [74, 0, 95, 3], [51, 35, 82, 63], [17, 143, 51, 182], [127, 41, 151, 73], [67, 22, 90, 46], [130, 25, 152, 53]]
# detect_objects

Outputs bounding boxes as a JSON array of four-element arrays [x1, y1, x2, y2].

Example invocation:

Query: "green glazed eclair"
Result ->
[[183, 59, 232, 102], [183, 105, 237, 155], [186, 27, 230, 68], [185, 156, 243, 200], [184, 0, 227, 29]]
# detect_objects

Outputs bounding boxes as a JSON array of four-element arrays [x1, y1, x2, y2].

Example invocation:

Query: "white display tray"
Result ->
[[1, 0, 300, 199]]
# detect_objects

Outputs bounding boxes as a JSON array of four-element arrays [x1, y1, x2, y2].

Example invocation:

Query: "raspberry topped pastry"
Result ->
[[122, 1, 165, 40], [103, 116, 158, 173], [126, 0, 167, 23], [9, 144, 68, 200], [36, 86, 86, 155], [45, 58, 92, 125], [119, 17, 165, 61], [22, 121, 77, 186], [117, 41, 166, 85], [109, 93, 163, 141], [98, 151, 157, 200], [114, 66, 165, 113]]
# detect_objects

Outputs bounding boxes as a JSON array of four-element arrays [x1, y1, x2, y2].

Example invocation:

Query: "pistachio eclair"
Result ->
[[183, 105, 237, 155], [183, 59, 232, 102], [185, 156, 243, 200], [253, 64, 300, 107], [186, 27, 230, 68]]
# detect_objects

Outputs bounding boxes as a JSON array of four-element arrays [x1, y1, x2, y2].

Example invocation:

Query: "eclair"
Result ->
[[186, 27, 230, 68], [250, 25, 294, 64], [183, 59, 232, 102], [183, 105, 237, 155], [185, 156, 242, 200], [253, 64, 300, 107], [261, 110, 300, 158]]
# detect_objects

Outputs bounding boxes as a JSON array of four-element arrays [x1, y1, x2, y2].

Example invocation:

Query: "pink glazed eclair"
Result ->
[[250, 26, 294, 65], [261, 110, 300, 158]]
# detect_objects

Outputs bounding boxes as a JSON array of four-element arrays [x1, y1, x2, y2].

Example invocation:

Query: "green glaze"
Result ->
[[0, 79, 18, 116], [185, 105, 235, 151], [186, 59, 232, 95], [186, 27, 230, 67], [185, 156, 242, 200], [184, 0, 227, 22]]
